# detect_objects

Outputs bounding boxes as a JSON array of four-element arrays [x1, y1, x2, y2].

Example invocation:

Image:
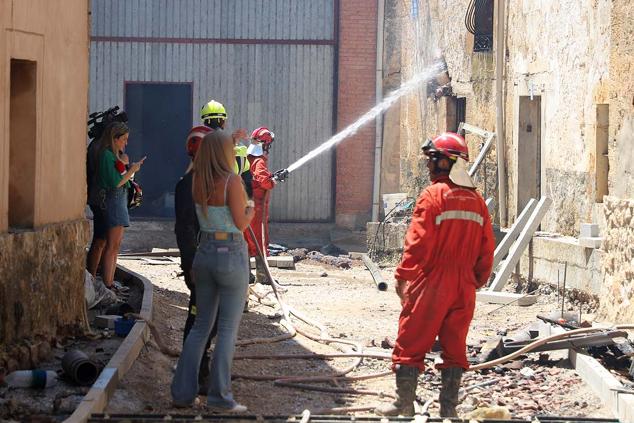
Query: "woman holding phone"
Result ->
[[96, 122, 146, 289]]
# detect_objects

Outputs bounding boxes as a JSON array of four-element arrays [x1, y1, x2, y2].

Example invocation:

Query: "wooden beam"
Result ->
[[476, 291, 538, 306], [493, 198, 537, 268], [488, 197, 552, 291], [468, 132, 496, 177], [485, 198, 494, 214]]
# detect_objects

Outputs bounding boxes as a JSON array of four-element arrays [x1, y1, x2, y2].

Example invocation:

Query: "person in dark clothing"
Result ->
[[86, 137, 108, 277], [174, 125, 217, 390]]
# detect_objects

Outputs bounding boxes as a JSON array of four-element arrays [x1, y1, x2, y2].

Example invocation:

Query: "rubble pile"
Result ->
[[285, 246, 354, 269], [415, 361, 600, 418], [306, 251, 352, 269]]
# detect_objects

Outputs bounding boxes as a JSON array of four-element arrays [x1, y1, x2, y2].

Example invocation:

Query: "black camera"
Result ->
[[87, 106, 128, 141]]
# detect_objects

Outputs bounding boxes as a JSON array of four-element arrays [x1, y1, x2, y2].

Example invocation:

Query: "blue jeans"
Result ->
[[171, 236, 249, 408]]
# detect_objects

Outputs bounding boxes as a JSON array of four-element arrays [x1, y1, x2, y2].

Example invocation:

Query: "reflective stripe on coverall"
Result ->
[[392, 176, 495, 371], [245, 155, 274, 257]]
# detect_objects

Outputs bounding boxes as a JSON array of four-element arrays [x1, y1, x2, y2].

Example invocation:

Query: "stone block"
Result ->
[[578, 237, 603, 249], [95, 315, 122, 329], [580, 223, 600, 238], [249, 256, 295, 270], [366, 221, 408, 253], [0, 219, 90, 345]]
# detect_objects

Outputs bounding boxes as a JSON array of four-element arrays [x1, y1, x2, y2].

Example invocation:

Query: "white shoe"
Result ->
[[228, 403, 248, 413]]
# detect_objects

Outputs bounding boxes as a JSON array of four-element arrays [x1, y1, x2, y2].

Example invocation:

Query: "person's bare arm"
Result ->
[[116, 157, 146, 188], [227, 175, 255, 231]]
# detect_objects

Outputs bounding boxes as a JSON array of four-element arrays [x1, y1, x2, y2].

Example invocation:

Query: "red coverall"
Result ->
[[245, 155, 274, 257], [392, 175, 495, 371]]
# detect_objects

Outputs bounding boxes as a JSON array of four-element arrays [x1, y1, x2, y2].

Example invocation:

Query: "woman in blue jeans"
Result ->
[[171, 129, 254, 411]]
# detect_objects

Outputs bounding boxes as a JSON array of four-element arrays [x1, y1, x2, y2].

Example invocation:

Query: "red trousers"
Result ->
[[392, 270, 476, 371], [246, 200, 269, 257]]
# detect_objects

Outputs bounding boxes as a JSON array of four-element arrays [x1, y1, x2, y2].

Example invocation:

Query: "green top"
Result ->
[[98, 149, 130, 189]]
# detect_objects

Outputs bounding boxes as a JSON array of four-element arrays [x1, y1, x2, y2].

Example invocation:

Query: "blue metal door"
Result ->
[[125, 82, 192, 218]]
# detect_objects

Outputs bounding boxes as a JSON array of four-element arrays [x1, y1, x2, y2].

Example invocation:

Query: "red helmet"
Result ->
[[250, 127, 275, 146], [422, 132, 469, 161], [186, 125, 213, 157]]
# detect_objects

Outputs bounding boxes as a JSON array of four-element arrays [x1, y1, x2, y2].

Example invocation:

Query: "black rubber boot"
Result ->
[[439, 367, 463, 417], [374, 365, 419, 416]]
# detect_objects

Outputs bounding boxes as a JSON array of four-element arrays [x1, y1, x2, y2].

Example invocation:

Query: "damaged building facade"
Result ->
[[378, 0, 633, 320], [0, 0, 90, 366]]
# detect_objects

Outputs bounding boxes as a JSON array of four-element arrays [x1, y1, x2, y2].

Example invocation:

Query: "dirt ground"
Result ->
[[106, 255, 614, 419]]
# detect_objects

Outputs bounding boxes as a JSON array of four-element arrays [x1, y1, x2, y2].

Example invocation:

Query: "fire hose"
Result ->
[[133, 216, 634, 408], [234, 225, 634, 403]]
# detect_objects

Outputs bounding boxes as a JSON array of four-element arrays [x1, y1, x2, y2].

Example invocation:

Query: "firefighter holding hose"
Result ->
[[245, 127, 278, 284], [375, 132, 495, 418]]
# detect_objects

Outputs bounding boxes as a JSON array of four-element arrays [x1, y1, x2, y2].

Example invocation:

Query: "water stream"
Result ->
[[285, 61, 445, 174]]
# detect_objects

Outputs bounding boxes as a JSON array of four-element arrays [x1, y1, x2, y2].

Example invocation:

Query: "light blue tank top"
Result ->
[[195, 177, 241, 234]]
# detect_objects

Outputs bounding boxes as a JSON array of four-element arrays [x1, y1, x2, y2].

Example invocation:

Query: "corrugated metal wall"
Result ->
[[89, 0, 336, 221]]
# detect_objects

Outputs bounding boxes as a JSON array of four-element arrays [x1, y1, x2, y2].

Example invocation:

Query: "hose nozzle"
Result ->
[[272, 168, 289, 183]]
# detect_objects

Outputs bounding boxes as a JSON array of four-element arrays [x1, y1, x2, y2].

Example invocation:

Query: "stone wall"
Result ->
[[608, 1, 634, 199], [384, 0, 634, 237], [0, 0, 90, 349], [0, 219, 90, 345], [386, 0, 499, 219], [504, 0, 611, 236], [598, 197, 634, 323]]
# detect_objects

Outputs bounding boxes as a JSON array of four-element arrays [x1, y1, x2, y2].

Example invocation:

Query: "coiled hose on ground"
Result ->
[[229, 229, 634, 409], [133, 230, 634, 412]]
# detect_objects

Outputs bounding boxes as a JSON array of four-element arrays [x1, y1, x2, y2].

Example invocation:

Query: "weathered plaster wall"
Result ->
[[598, 197, 634, 323], [608, 1, 634, 199], [0, 0, 89, 230], [0, 219, 90, 345], [387, 0, 498, 207], [0, 0, 90, 346], [387, 0, 625, 237], [505, 0, 611, 236]]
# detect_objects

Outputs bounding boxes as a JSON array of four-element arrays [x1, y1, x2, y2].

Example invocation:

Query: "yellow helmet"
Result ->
[[200, 100, 227, 121]]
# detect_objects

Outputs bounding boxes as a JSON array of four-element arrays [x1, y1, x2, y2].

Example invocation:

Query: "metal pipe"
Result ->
[[61, 350, 99, 386], [495, 0, 508, 226], [371, 0, 386, 222], [361, 253, 388, 291]]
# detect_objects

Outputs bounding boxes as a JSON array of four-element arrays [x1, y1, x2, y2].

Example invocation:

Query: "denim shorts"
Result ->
[[104, 187, 130, 228]]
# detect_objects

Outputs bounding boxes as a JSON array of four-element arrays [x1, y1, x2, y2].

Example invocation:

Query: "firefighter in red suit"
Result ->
[[375, 132, 495, 418], [245, 127, 276, 284]]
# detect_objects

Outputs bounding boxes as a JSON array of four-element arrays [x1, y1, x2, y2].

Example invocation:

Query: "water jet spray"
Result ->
[[272, 56, 449, 180]]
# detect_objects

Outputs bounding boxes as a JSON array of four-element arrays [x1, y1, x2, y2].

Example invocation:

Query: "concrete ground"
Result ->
[[105, 252, 613, 419]]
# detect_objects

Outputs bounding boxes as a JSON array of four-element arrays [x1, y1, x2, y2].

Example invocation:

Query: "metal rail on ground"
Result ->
[[87, 414, 621, 423]]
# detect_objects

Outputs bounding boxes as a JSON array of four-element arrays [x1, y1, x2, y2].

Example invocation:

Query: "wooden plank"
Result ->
[[485, 198, 494, 214], [468, 132, 496, 177], [488, 197, 552, 291], [476, 291, 538, 306], [493, 198, 537, 268]]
